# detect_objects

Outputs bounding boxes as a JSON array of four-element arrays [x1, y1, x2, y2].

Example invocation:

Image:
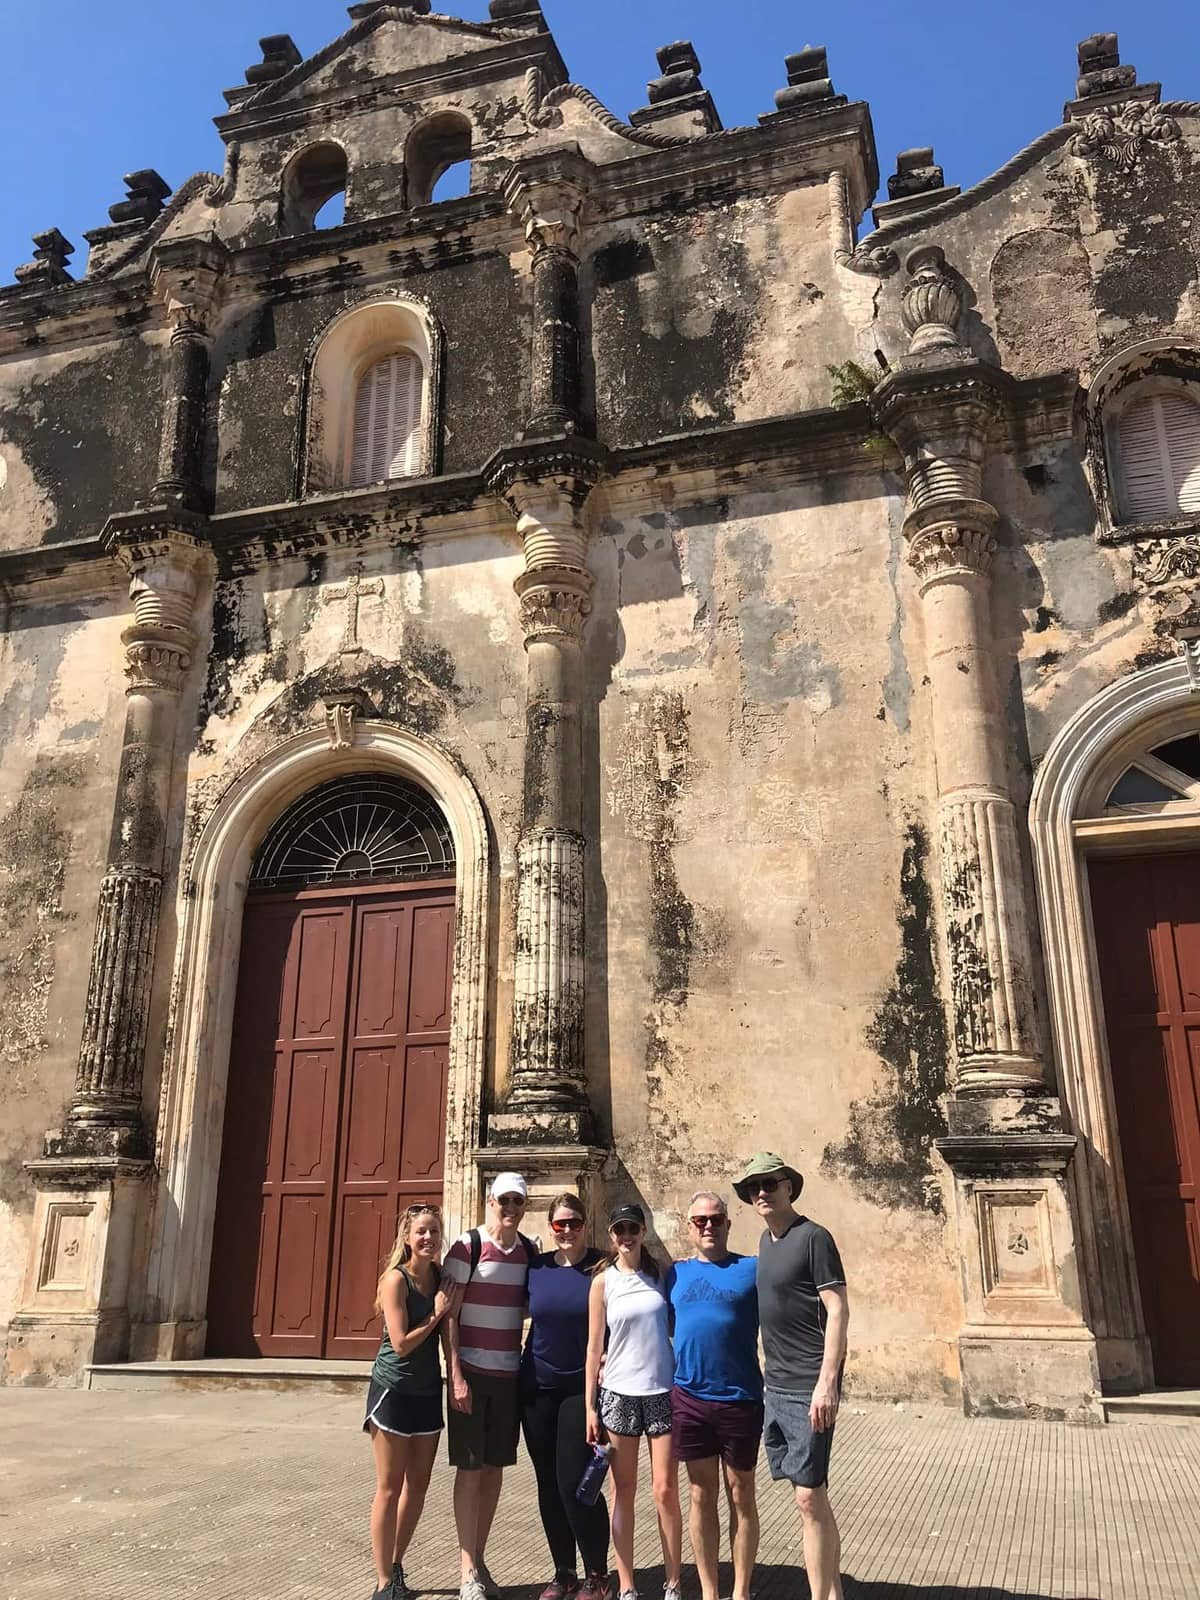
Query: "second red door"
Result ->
[[207, 882, 454, 1359]]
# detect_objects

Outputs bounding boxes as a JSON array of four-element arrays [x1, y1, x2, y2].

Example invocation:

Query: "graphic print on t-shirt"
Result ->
[[668, 1254, 762, 1403]]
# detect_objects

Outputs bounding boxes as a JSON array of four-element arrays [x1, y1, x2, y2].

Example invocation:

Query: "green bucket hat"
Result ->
[[733, 1150, 803, 1204]]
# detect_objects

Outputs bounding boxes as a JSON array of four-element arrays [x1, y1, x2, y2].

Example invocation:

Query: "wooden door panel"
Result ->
[[292, 913, 344, 1039], [409, 904, 453, 1032], [1090, 853, 1200, 1386], [280, 1052, 337, 1183], [401, 1044, 448, 1182], [344, 1049, 396, 1182], [271, 1195, 326, 1341], [355, 908, 406, 1036], [330, 1195, 392, 1348]]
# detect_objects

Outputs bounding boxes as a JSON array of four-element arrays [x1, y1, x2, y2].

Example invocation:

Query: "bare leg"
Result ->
[[370, 1426, 410, 1589], [455, 1468, 483, 1581], [475, 1466, 505, 1569], [723, 1464, 759, 1600], [608, 1434, 641, 1595], [649, 1433, 682, 1588], [394, 1432, 441, 1565], [794, 1486, 843, 1600], [685, 1457, 721, 1600]]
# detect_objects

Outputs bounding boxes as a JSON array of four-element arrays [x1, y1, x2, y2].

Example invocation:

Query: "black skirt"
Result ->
[[363, 1379, 445, 1436]]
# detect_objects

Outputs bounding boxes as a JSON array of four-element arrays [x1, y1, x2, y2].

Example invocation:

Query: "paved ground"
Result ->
[[1, 1388, 1198, 1600]]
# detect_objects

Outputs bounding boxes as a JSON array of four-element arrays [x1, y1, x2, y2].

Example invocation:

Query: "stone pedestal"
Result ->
[[3, 1158, 151, 1384], [473, 1144, 608, 1245]]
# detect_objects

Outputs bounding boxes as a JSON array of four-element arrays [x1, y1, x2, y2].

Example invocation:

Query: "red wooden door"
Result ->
[[1090, 853, 1200, 1386], [206, 882, 453, 1359]]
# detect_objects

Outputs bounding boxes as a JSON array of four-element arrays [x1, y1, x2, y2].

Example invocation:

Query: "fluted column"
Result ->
[[53, 533, 209, 1157], [486, 441, 606, 1142], [874, 247, 1043, 1094], [503, 150, 590, 439]]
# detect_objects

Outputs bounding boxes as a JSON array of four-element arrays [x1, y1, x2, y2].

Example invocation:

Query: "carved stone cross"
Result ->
[[323, 564, 384, 655]]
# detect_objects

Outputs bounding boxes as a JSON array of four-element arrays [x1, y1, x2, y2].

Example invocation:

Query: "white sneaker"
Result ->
[[461, 1578, 488, 1600], [476, 1564, 501, 1600], [663, 1585, 683, 1600]]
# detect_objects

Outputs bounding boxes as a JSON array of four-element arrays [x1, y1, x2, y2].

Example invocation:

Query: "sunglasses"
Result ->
[[611, 1223, 642, 1238], [550, 1217, 584, 1233], [746, 1177, 780, 1195], [495, 1194, 526, 1207], [689, 1215, 727, 1229]]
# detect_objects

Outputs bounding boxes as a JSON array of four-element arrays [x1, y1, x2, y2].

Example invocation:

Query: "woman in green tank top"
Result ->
[[364, 1204, 463, 1600]]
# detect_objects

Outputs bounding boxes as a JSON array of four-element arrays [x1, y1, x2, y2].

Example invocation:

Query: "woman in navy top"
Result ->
[[521, 1192, 611, 1600]]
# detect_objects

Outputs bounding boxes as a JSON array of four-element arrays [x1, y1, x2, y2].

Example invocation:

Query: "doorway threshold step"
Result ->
[[85, 1358, 372, 1394], [1102, 1389, 1200, 1423]]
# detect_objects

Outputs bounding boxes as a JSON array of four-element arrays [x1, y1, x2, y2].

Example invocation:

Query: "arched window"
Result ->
[[281, 142, 349, 235], [350, 351, 423, 486], [405, 113, 472, 208], [250, 772, 455, 890], [302, 298, 440, 494], [1103, 733, 1200, 813]]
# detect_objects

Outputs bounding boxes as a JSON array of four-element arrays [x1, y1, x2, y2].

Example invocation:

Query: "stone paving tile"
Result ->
[[1, 1389, 1198, 1600]]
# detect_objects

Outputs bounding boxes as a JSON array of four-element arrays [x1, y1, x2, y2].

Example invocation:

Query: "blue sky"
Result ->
[[1, 2, 1195, 278]]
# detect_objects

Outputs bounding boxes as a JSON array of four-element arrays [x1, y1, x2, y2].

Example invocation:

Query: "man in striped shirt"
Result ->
[[443, 1172, 536, 1600]]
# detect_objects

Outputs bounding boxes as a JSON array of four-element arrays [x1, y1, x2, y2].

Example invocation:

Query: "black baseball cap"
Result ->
[[609, 1202, 646, 1228]]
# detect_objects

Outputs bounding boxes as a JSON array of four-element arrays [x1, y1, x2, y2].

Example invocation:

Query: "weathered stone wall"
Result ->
[[0, 597, 125, 1340], [0, 338, 163, 551]]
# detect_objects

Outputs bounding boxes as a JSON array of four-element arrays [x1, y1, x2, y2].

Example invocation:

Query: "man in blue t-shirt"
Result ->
[[667, 1190, 763, 1600]]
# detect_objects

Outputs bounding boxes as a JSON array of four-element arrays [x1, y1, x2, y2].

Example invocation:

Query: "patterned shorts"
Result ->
[[599, 1387, 672, 1438]]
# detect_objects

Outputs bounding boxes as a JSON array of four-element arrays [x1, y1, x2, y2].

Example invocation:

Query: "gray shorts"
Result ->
[[763, 1387, 836, 1488]]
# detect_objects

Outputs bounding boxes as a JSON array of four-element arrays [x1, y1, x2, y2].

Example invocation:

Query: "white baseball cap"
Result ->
[[489, 1172, 528, 1201]]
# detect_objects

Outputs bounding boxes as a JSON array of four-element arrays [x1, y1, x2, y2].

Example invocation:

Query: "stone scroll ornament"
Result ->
[[1068, 101, 1181, 169]]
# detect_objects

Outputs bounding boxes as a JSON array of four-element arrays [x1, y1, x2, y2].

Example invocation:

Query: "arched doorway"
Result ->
[[1031, 658, 1200, 1390], [205, 772, 457, 1359]]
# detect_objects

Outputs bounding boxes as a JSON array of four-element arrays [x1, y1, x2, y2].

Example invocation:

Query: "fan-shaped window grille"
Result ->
[[350, 351, 424, 487], [251, 774, 454, 890], [1104, 734, 1200, 812], [1114, 391, 1200, 523]]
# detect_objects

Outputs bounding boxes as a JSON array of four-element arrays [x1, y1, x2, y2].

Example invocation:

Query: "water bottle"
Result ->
[[576, 1441, 612, 1505]]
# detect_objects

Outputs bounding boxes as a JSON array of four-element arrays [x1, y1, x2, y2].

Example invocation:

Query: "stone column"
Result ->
[[52, 531, 209, 1159], [486, 446, 606, 1148], [503, 149, 590, 439], [873, 247, 1100, 1421], [149, 238, 225, 510]]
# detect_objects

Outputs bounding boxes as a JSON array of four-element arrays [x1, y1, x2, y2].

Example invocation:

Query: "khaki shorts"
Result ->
[[447, 1371, 521, 1469]]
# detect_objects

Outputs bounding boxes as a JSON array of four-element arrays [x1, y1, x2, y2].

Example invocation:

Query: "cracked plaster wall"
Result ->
[[0, 599, 126, 1341], [591, 486, 961, 1399]]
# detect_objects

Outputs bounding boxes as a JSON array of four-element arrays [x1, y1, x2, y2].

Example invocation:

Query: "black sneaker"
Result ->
[[393, 1563, 416, 1600]]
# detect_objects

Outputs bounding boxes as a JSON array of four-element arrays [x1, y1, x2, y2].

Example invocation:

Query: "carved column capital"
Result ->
[[486, 439, 608, 574], [515, 567, 594, 646], [503, 163, 589, 263], [121, 626, 194, 695], [905, 502, 999, 590], [148, 238, 226, 335]]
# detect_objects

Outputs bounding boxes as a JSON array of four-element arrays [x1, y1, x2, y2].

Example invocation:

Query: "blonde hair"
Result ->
[[374, 1204, 443, 1313]]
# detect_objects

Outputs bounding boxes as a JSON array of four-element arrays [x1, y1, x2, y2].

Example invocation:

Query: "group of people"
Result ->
[[362, 1152, 850, 1600]]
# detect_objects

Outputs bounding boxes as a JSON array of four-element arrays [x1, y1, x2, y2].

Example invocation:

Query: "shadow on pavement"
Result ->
[[756, 1564, 1082, 1600]]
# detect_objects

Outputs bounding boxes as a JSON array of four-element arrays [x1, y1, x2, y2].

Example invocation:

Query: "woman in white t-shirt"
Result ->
[[585, 1203, 681, 1600]]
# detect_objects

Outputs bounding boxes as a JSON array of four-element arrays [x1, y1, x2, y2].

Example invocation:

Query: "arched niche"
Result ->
[[281, 141, 349, 235], [299, 295, 443, 495], [405, 112, 473, 208]]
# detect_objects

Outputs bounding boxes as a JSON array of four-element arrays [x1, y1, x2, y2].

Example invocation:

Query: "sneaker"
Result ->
[[618, 1590, 639, 1600], [393, 1564, 415, 1600], [663, 1585, 683, 1600], [476, 1563, 502, 1600], [539, 1577, 579, 1600], [370, 1586, 391, 1600], [580, 1575, 613, 1600], [461, 1578, 488, 1600]]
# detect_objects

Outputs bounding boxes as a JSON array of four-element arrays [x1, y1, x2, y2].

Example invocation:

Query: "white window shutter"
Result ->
[[1117, 391, 1200, 522], [349, 352, 425, 486], [1162, 392, 1200, 514]]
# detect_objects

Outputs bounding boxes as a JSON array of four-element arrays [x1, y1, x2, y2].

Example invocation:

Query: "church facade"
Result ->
[[1, 5, 1199, 1418]]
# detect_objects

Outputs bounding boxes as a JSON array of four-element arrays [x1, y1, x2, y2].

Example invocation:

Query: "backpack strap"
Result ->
[[519, 1231, 539, 1268], [468, 1226, 482, 1279]]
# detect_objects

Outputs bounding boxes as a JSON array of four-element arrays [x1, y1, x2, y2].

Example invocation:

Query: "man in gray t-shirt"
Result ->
[[735, 1152, 849, 1600]]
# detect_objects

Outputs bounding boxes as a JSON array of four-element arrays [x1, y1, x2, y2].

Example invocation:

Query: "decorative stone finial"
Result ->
[[648, 41, 703, 102], [771, 46, 846, 115], [13, 228, 75, 288], [108, 171, 172, 227], [900, 245, 964, 355], [1075, 33, 1136, 101], [245, 35, 302, 86], [888, 148, 945, 202], [630, 38, 721, 133]]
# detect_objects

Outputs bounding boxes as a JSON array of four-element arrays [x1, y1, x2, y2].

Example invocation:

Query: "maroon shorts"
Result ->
[[670, 1385, 764, 1472]]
